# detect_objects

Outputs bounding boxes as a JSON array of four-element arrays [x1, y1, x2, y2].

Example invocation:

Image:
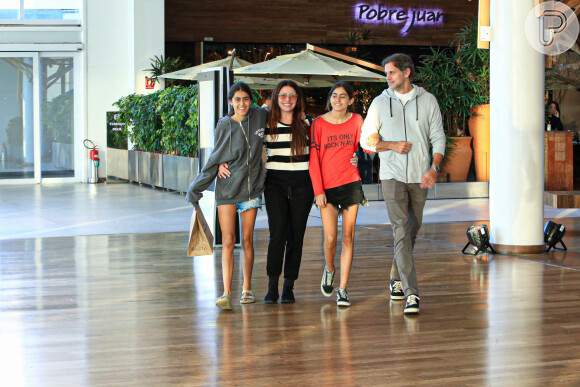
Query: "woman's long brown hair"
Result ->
[[267, 80, 309, 160]]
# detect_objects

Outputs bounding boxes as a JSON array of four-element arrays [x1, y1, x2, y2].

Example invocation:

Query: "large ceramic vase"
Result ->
[[468, 104, 491, 182], [441, 136, 473, 182]]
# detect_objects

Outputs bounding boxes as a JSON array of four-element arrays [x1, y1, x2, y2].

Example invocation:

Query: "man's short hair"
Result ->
[[382, 53, 416, 79]]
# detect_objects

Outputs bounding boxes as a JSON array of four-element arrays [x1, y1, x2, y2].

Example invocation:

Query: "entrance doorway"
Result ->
[[0, 52, 81, 184]]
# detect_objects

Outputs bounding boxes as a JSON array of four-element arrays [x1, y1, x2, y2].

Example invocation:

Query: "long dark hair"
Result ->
[[267, 80, 309, 159], [227, 82, 253, 117], [326, 81, 355, 111]]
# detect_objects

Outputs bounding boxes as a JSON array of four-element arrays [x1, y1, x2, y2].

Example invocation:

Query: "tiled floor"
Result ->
[[1, 182, 579, 240]]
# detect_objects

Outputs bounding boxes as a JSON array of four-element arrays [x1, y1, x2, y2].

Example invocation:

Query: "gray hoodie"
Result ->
[[360, 85, 445, 183], [186, 107, 267, 205]]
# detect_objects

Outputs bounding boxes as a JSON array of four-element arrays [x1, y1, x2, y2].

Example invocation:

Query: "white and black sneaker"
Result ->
[[321, 265, 335, 297], [404, 294, 420, 315], [336, 287, 351, 307], [389, 278, 405, 300]]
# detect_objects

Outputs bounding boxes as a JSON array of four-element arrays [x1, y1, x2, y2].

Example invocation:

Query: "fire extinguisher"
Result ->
[[84, 139, 99, 183]]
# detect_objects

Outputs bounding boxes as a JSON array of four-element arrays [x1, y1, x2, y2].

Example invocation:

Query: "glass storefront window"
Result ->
[[0, 0, 20, 19], [24, 0, 79, 20], [0, 0, 80, 21]]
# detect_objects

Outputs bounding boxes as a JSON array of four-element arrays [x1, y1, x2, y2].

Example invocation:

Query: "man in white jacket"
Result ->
[[360, 53, 445, 315]]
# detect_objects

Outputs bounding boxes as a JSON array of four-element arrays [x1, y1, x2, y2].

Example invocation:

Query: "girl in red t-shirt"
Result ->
[[309, 81, 366, 307]]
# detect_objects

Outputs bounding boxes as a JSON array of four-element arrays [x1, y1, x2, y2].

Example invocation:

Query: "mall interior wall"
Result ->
[[86, 0, 164, 179]]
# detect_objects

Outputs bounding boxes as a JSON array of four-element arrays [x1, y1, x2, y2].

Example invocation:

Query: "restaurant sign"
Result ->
[[354, 4, 444, 36]]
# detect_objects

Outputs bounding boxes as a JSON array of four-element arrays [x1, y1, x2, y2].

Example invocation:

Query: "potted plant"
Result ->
[[113, 91, 164, 185], [416, 25, 487, 182], [112, 85, 201, 191], [157, 85, 200, 192], [145, 55, 190, 87], [453, 18, 491, 182]]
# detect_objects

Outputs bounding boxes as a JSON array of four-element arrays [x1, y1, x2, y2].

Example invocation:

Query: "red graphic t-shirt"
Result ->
[[309, 113, 363, 197]]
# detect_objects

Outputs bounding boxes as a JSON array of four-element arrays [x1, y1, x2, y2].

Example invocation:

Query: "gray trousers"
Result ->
[[381, 179, 428, 297]]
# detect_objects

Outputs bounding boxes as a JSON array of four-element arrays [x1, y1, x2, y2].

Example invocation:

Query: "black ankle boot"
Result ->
[[281, 279, 295, 304], [263, 277, 279, 304]]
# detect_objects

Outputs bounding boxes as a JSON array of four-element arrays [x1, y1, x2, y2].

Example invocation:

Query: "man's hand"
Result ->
[[420, 168, 438, 189], [349, 153, 358, 167], [315, 194, 327, 208], [391, 141, 412, 154], [366, 133, 380, 147], [218, 163, 231, 178]]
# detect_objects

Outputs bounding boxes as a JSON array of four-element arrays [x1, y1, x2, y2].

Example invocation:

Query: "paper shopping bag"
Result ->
[[187, 204, 214, 257]]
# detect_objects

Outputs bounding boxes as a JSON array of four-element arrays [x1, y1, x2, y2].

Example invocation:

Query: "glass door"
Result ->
[[0, 52, 80, 184], [40, 55, 77, 179], [0, 53, 39, 183]]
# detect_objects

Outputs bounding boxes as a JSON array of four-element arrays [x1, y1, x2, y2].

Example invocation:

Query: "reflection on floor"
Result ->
[[1, 218, 580, 385], [1, 182, 580, 240]]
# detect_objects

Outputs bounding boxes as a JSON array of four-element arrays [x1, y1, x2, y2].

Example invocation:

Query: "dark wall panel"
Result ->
[[166, 0, 478, 47]]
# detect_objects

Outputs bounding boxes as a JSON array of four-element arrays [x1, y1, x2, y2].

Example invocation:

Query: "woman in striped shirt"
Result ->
[[262, 80, 313, 304]]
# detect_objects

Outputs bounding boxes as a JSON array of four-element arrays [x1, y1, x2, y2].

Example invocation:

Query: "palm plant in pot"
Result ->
[[453, 18, 491, 181], [415, 20, 487, 182]]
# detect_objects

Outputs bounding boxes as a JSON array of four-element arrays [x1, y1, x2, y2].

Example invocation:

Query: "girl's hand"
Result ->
[[218, 163, 230, 178], [315, 194, 327, 208], [349, 152, 358, 167]]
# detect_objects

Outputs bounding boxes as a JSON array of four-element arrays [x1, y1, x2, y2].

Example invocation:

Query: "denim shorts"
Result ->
[[324, 181, 367, 215], [235, 196, 262, 213]]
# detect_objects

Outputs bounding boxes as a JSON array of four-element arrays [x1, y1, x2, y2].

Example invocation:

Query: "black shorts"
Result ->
[[324, 181, 367, 215]]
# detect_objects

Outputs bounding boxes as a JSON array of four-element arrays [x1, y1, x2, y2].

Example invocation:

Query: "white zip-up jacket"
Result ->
[[360, 85, 445, 183]]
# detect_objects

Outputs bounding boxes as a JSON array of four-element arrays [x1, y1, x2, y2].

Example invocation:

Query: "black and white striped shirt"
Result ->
[[264, 121, 311, 185]]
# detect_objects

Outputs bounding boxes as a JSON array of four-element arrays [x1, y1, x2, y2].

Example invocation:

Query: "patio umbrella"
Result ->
[[159, 56, 253, 80], [234, 49, 386, 87], [158, 57, 281, 89]]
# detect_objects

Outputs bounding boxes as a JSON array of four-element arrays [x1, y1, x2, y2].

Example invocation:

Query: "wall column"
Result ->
[[489, 0, 545, 253], [86, 0, 164, 181]]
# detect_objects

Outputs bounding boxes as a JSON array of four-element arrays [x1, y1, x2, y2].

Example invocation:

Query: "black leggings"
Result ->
[[264, 180, 314, 281]]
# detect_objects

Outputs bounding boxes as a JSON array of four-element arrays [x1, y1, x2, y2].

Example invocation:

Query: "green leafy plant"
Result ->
[[156, 85, 199, 157], [452, 17, 490, 105], [345, 31, 362, 44], [113, 86, 200, 157], [359, 29, 372, 41], [145, 55, 190, 86], [113, 91, 164, 152], [416, 18, 488, 137]]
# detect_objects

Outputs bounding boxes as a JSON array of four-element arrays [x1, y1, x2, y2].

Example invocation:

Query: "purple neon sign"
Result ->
[[354, 4, 444, 36]]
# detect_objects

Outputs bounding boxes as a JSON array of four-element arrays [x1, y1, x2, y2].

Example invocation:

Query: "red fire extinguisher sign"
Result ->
[[145, 77, 155, 89]]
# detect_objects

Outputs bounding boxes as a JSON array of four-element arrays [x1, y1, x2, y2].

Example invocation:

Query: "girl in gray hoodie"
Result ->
[[186, 82, 267, 310]]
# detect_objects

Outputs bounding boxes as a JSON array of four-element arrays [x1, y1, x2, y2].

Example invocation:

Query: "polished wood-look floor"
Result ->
[[2, 218, 580, 386]]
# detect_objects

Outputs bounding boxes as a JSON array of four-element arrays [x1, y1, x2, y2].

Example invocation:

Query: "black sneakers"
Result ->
[[389, 278, 405, 300], [336, 287, 351, 307], [404, 294, 420, 315], [321, 265, 335, 297]]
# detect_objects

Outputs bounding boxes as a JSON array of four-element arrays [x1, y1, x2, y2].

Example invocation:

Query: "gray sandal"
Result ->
[[240, 290, 255, 304]]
